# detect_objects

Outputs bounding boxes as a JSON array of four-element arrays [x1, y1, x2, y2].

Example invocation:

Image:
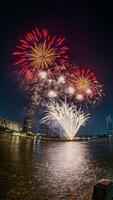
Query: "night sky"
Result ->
[[0, 1, 113, 135]]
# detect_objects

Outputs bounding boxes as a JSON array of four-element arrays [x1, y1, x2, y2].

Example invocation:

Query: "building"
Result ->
[[23, 117, 32, 132]]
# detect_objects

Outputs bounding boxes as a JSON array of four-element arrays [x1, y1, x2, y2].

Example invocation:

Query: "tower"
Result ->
[[23, 84, 38, 133], [106, 115, 112, 135], [23, 117, 32, 132]]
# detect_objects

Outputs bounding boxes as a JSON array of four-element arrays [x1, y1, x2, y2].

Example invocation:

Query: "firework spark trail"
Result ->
[[41, 100, 90, 140], [13, 28, 69, 81]]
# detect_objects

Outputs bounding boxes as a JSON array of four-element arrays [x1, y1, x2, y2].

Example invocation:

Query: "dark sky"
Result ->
[[0, 1, 113, 135]]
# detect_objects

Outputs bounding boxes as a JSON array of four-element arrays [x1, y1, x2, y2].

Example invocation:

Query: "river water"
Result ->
[[0, 134, 113, 200]]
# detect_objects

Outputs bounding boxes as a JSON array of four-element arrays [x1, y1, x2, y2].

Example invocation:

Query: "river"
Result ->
[[0, 134, 113, 200]]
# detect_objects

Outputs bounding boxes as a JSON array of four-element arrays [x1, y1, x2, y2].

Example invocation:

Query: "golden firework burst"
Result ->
[[28, 43, 57, 69], [75, 76, 91, 93]]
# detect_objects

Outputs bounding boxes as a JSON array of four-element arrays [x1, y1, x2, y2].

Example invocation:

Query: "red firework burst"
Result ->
[[13, 28, 69, 81], [68, 67, 103, 104]]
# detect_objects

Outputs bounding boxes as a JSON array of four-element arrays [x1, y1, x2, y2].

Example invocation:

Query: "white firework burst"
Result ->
[[41, 100, 90, 140]]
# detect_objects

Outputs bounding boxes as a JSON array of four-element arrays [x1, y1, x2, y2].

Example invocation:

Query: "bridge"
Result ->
[[0, 117, 22, 132]]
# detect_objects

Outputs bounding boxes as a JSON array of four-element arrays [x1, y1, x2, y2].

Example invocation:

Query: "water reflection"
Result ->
[[34, 138, 41, 151], [0, 135, 113, 199]]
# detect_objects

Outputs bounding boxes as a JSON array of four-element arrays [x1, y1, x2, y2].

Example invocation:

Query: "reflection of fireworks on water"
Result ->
[[41, 100, 89, 140], [13, 28, 69, 81], [67, 67, 104, 105]]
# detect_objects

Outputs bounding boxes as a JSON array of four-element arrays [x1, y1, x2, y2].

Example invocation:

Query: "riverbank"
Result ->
[[0, 130, 36, 140], [0, 130, 111, 142]]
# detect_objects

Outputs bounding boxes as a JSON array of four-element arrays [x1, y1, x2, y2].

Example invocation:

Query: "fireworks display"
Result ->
[[41, 100, 90, 140], [12, 27, 104, 134], [23, 66, 104, 113], [67, 67, 103, 105], [13, 28, 69, 81]]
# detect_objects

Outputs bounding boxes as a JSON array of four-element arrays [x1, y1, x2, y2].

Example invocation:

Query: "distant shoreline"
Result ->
[[0, 130, 111, 142]]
